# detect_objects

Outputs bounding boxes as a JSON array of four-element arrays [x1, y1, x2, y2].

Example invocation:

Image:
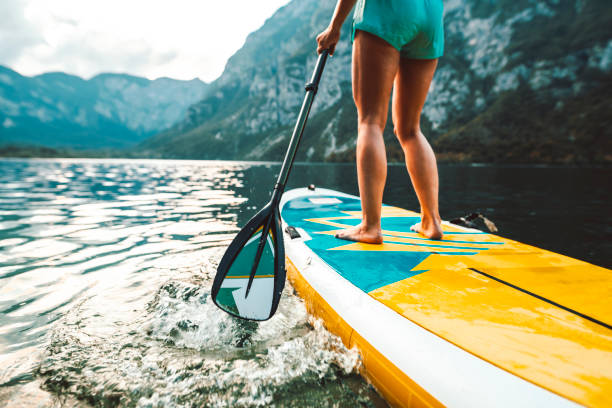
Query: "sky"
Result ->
[[0, 0, 291, 82]]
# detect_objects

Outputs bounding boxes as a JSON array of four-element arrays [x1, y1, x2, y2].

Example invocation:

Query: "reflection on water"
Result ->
[[0, 159, 385, 407], [0, 158, 609, 407]]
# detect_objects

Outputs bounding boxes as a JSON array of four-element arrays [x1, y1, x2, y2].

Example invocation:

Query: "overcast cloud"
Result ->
[[0, 0, 291, 82]]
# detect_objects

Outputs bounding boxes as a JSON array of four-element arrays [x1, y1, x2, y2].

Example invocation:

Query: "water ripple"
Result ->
[[0, 159, 381, 407]]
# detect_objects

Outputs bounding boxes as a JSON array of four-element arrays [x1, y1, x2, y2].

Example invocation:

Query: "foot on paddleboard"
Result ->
[[335, 224, 383, 244], [410, 218, 443, 240]]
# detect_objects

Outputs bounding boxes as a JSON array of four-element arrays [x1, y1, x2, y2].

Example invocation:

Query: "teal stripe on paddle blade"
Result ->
[[214, 227, 276, 320]]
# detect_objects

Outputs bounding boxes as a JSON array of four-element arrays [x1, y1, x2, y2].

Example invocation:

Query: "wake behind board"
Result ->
[[280, 187, 612, 408]]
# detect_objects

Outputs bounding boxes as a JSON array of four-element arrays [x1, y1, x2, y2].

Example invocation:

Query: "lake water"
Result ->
[[0, 158, 609, 407]]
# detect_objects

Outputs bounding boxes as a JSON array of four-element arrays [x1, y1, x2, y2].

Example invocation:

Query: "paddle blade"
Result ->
[[211, 206, 285, 321]]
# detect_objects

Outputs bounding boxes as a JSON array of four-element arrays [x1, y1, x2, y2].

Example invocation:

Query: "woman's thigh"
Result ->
[[352, 30, 399, 131], [392, 58, 438, 140]]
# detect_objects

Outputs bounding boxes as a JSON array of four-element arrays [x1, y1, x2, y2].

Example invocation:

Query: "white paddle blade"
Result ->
[[214, 227, 277, 320]]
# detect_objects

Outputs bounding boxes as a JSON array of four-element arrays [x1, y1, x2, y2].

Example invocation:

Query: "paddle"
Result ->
[[212, 50, 330, 320]]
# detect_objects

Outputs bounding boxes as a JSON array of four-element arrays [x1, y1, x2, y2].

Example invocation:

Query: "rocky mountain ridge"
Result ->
[[0, 67, 208, 149], [143, 0, 612, 164]]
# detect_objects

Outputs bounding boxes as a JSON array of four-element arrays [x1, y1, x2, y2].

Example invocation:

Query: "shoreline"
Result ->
[[1, 147, 610, 167]]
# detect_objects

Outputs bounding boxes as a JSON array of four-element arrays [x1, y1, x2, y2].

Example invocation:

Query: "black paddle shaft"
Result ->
[[243, 50, 329, 298], [270, 49, 329, 205], [213, 50, 330, 319]]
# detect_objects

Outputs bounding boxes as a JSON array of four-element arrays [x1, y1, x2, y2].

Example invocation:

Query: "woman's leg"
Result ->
[[392, 58, 442, 239], [335, 30, 399, 244]]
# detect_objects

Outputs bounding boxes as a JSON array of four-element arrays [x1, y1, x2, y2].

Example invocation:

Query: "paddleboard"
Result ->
[[279, 187, 612, 408]]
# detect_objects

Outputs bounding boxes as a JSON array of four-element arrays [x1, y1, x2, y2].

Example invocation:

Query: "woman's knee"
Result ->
[[358, 114, 387, 134], [394, 123, 421, 147]]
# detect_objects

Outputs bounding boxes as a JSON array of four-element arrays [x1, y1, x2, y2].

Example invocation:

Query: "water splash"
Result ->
[[37, 276, 368, 407]]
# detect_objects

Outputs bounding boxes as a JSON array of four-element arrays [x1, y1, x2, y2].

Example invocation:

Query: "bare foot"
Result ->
[[410, 217, 443, 240], [335, 223, 383, 244]]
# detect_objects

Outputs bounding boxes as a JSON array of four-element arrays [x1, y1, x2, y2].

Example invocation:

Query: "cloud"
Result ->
[[0, 0, 290, 81], [0, 0, 45, 63], [23, 33, 180, 79]]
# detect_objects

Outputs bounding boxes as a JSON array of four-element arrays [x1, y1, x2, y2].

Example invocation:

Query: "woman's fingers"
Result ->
[[316, 27, 340, 55], [316, 32, 324, 54], [318, 42, 335, 55], [316, 32, 330, 54]]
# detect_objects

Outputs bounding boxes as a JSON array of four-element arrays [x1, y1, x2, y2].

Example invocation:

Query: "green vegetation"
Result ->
[[0, 144, 140, 159], [434, 73, 612, 164], [0, 145, 71, 158]]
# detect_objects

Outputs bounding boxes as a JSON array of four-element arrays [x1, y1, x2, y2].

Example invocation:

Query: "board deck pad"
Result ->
[[281, 191, 612, 407], [282, 195, 505, 293]]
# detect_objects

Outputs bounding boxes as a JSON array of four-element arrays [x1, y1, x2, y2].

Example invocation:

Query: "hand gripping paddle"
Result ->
[[212, 50, 330, 320]]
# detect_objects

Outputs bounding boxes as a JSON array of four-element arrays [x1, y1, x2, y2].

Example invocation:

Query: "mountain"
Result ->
[[0, 67, 208, 149], [142, 0, 612, 164]]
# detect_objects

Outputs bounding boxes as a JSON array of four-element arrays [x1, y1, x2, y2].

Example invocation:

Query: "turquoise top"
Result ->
[[352, 0, 444, 59]]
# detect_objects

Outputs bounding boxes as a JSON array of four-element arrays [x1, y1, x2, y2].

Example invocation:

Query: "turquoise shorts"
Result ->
[[352, 0, 444, 59]]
